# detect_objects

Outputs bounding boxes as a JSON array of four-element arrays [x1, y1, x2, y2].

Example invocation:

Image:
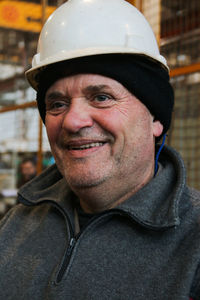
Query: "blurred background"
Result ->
[[0, 0, 200, 217]]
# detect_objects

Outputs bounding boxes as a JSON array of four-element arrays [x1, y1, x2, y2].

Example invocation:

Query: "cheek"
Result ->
[[45, 116, 61, 144], [95, 107, 130, 135], [122, 109, 154, 149]]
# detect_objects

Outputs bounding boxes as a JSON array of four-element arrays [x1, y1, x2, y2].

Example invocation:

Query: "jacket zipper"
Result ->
[[56, 237, 76, 283]]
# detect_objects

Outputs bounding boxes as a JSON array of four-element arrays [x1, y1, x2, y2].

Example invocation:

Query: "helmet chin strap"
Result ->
[[154, 134, 166, 175]]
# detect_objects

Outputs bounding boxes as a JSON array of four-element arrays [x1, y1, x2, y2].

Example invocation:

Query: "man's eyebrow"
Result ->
[[45, 91, 65, 102], [83, 85, 110, 94], [45, 85, 111, 102]]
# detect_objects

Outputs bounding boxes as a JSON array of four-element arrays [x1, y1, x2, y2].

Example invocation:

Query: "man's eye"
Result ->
[[94, 94, 111, 102], [46, 101, 67, 112], [52, 102, 65, 108]]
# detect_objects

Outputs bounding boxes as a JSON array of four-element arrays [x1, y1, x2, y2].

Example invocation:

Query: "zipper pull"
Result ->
[[66, 237, 76, 255]]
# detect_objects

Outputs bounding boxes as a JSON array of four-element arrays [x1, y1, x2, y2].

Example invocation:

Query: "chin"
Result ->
[[55, 157, 113, 189], [64, 172, 108, 190]]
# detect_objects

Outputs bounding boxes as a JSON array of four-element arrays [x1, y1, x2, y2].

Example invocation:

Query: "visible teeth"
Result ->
[[70, 142, 104, 150]]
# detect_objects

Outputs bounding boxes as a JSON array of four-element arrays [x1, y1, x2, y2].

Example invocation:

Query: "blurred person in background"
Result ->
[[17, 157, 37, 188], [0, 1, 200, 299]]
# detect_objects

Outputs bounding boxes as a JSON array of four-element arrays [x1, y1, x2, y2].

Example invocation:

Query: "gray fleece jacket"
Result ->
[[0, 145, 200, 300]]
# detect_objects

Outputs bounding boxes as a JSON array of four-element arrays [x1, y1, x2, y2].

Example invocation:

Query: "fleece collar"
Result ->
[[18, 145, 186, 230]]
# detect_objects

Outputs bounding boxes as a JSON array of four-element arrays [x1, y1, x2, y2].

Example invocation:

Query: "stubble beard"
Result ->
[[52, 141, 119, 190]]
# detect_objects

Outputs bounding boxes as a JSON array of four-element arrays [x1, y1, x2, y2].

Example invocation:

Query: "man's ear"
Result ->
[[153, 119, 164, 138]]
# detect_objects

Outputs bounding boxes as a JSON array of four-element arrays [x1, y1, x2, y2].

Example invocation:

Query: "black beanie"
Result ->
[[36, 54, 174, 136]]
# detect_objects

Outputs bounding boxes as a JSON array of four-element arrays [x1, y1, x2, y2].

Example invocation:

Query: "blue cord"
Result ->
[[154, 133, 166, 175]]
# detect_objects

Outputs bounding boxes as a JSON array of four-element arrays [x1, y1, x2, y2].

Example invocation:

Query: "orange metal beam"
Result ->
[[126, 0, 135, 5], [126, 0, 142, 11], [0, 101, 36, 113], [170, 62, 200, 77], [36, 0, 48, 175], [37, 115, 43, 175]]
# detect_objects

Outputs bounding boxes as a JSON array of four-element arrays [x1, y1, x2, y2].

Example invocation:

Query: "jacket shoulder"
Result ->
[[183, 186, 200, 207]]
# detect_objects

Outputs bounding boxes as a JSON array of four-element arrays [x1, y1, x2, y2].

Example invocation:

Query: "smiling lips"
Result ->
[[67, 142, 105, 150]]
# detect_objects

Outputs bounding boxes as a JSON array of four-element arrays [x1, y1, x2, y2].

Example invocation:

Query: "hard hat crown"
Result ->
[[26, 0, 168, 90]]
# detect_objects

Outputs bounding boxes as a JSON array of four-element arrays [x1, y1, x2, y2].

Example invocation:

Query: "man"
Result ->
[[0, 0, 200, 299]]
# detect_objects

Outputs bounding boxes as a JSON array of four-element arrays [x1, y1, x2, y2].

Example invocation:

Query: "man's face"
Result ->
[[45, 74, 163, 210]]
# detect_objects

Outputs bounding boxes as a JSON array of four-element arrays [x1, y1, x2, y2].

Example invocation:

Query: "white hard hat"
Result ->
[[26, 0, 168, 90]]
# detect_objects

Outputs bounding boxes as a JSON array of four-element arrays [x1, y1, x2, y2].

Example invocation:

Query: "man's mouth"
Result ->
[[67, 142, 106, 150]]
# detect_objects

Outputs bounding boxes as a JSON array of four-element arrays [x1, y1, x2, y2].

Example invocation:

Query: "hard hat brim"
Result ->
[[26, 47, 168, 91]]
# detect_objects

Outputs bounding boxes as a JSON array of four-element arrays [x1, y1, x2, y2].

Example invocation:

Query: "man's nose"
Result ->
[[62, 98, 94, 133]]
